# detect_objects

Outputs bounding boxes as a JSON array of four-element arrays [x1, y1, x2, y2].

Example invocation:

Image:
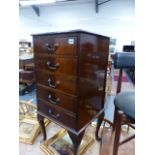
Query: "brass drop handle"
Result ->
[[48, 78, 60, 89], [48, 109, 60, 119], [46, 61, 60, 70], [45, 43, 59, 52], [48, 94, 60, 105]]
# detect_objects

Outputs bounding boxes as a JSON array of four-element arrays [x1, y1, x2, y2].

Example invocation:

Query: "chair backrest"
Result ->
[[114, 52, 135, 93]]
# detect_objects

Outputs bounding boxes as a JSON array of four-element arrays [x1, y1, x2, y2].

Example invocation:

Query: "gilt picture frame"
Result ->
[[19, 118, 49, 144], [40, 129, 94, 155]]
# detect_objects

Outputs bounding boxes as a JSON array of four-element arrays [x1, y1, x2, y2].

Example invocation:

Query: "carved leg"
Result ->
[[68, 130, 85, 155], [95, 111, 105, 141], [37, 114, 47, 141]]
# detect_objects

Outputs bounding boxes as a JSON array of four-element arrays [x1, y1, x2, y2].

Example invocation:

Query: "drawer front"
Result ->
[[37, 85, 77, 113], [35, 55, 77, 76], [33, 36, 77, 55], [37, 99, 76, 129], [36, 71, 77, 95]]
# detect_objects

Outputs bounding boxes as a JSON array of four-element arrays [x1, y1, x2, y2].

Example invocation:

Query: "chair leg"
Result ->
[[95, 111, 105, 141], [113, 110, 123, 155], [112, 107, 118, 132]]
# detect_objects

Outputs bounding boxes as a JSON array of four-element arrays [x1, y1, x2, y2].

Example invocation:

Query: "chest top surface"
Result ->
[[32, 29, 109, 38]]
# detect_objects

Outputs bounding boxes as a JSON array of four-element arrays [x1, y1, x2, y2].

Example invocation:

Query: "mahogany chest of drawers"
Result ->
[[32, 30, 109, 154]]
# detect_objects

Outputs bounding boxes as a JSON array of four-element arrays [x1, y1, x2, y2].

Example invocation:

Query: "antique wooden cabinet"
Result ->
[[32, 30, 109, 154]]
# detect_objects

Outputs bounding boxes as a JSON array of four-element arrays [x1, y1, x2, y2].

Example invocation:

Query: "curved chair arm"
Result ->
[[114, 52, 135, 93], [114, 52, 135, 69]]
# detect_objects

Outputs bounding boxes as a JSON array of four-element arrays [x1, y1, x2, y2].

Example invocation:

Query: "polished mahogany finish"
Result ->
[[33, 36, 77, 55], [38, 99, 76, 128], [37, 85, 77, 113], [35, 54, 77, 75], [36, 70, 77, 95], [33, 30, 109, 154]]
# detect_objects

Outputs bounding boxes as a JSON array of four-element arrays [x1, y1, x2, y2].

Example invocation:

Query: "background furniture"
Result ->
[[19, 58, 34, 70], [122, 45, 135, 83], [32, 30, 109, 154], [19, 41, 31, 52], [19, 58, 35, 95], [19, 40, 35, 95], [99, 52, 135, 155], [122, 45, 135, 52]]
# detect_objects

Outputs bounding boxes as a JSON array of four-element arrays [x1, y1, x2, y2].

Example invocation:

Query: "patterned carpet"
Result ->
[[110, 69, 134, 95]]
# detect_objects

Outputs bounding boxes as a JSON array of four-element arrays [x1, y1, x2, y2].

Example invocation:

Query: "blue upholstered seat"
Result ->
[[114, 91, 135, 120]]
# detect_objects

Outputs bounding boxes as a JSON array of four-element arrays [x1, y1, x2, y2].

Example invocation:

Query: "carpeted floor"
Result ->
[[19, 89, 37, 104], [113, 69, 129, 82], [110, 69, 134, 96]]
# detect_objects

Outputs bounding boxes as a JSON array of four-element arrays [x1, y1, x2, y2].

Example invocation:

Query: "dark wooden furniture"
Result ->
[[122, 46, 135, 83], [19, 58, 34, 70], [19, 41, 31, 53], [32, 30, 109, 154], [19, 58, 35, 95], [122, 45, 135, 52]]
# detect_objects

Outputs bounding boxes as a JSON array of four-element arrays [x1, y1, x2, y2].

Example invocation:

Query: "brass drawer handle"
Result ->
[[46, 61, 60, 70], [48, 78, 60, 89], [45, 43, 59, 53], [48, 94, 60, 105], [48, 109, 60, 119]]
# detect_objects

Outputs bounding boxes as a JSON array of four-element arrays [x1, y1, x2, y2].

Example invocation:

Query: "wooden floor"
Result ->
[[100, 128, 135, 155]]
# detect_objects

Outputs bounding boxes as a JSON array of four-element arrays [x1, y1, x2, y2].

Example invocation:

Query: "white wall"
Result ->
[[19, 0, 135, 51]]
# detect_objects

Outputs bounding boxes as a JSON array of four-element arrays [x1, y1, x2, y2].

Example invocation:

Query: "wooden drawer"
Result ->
[[37, 85, 77, 113], [35, 55, 77, 76], [37, 99, 76, 129], [33, 36, 77, 55], [36, 71, 77, 95]]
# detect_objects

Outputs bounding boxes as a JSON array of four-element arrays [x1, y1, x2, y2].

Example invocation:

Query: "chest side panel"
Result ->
[[76, 33, 109, 131]]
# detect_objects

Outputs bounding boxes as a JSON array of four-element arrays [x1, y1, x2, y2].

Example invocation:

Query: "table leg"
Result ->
[[95, 111, 105, 141], [68, 130, 85, 155], [37, 114, 47, 141]]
